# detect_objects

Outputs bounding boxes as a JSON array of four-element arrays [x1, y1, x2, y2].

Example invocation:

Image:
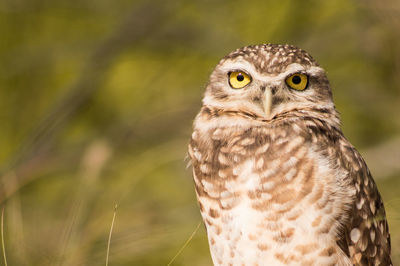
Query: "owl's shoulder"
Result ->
[[302, 122, 392, 265]]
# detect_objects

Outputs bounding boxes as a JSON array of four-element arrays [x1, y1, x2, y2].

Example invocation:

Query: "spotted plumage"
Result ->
[[188, 44, 391, 265]]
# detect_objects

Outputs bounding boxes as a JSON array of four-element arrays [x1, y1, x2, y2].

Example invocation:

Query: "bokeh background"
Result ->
[[0, 0, 399, 265]]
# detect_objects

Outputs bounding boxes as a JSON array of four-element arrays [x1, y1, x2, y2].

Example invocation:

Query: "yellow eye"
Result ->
[[229, 71, 252, 89], [285, 73, 308, 91]]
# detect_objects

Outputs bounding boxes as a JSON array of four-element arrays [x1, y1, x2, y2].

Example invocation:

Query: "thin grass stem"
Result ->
[[167, 221, 201, 266], [106, 204, 118, 266], [1, 207, 7, 266]]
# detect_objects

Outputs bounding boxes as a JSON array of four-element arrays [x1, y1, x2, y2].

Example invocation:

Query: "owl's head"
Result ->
[[203, 44, 335, 121]]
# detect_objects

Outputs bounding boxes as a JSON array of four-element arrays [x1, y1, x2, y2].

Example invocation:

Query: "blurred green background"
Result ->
[[0, 0, 399, 265]]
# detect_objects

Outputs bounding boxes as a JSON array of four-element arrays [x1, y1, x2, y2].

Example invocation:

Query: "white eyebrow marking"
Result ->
[[220, 60, 324, 85]]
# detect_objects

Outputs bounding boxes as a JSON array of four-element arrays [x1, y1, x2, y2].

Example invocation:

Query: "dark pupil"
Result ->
[[292, 75, 301, 84], [236, 73, 244, 82]]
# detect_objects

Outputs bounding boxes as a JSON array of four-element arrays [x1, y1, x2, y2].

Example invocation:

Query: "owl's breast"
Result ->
[[190, 124, 354, 265]]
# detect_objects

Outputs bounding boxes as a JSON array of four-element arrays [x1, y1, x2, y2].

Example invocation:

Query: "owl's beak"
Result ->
[[263, 88, 272, 118]]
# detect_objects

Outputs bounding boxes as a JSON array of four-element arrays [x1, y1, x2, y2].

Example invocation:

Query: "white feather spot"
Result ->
[[212, 128, 223, 139], [201, 179, 214, 191], [275, 138, 288, 145], [245, 174, 260, 190], [220, 197, 236, 208], [193, 150, 202, 161], [240, 138, 255, 146], [356, 197, 364, 210], [370, 230, 375, 242], [218, 153, 229, 165], [220, 191, 232, 198], [364, 177, 369, 186], [286, 136, 304, 151], [284, 168, 297, 181], [200, 164, 210, 174], [255, 143, 270, 155], [350, 228, 361, 243], [261, 193, 272, 200], [260, 168, 276, 179], [355, 183, 360, 193], [233, 160, 254, 179], [261, 181, 275, 190], [283, 157, 298, 168], [370, 201, 376, 214], [256, 158, 264, 169]]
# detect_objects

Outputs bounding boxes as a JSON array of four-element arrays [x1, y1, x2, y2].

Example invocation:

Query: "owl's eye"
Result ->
[[285, 73, 308, 91], [228, 71, 252, 89]]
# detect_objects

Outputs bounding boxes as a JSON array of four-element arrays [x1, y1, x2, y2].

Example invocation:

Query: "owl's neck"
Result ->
[[194, 105, 341, 133]]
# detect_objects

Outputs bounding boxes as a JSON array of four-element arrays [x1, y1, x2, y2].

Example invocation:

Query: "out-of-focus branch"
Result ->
[[0, 3, 168, 197], [0, 100, 198, 204], [361, 136, 400, 179]]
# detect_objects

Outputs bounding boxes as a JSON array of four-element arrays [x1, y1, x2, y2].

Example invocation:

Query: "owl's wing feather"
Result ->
[[304, 117, 391, 265], [335, 136, 392, 266]]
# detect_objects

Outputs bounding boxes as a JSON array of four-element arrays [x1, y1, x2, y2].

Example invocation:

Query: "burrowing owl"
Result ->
[[188, 44, 391, 265]]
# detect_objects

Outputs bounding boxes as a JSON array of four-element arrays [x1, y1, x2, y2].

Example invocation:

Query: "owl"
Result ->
[[188, 44, 391, 265]]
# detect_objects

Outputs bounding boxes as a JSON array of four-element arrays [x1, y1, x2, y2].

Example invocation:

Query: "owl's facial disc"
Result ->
[[204, 56, 333, 122]]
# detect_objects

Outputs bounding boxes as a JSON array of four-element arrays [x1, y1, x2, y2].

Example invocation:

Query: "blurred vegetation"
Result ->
[[0, 0, 399, 265]]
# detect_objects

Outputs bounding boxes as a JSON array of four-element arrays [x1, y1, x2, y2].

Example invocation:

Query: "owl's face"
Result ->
[[203, 44, 335, 120]]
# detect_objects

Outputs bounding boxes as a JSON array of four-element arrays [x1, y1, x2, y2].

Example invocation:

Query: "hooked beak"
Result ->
[[263, 88, 272, 119]]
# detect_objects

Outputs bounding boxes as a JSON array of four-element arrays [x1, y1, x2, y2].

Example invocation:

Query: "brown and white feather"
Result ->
[[188, 44, 391, 266]]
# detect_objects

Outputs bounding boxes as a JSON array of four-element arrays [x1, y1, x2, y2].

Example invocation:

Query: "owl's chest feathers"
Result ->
[[190, 120, 354, 265]]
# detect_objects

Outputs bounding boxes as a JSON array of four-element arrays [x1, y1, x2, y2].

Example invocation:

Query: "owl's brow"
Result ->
[[262, 64, 324, 84], [220, 61, 324, 83]]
